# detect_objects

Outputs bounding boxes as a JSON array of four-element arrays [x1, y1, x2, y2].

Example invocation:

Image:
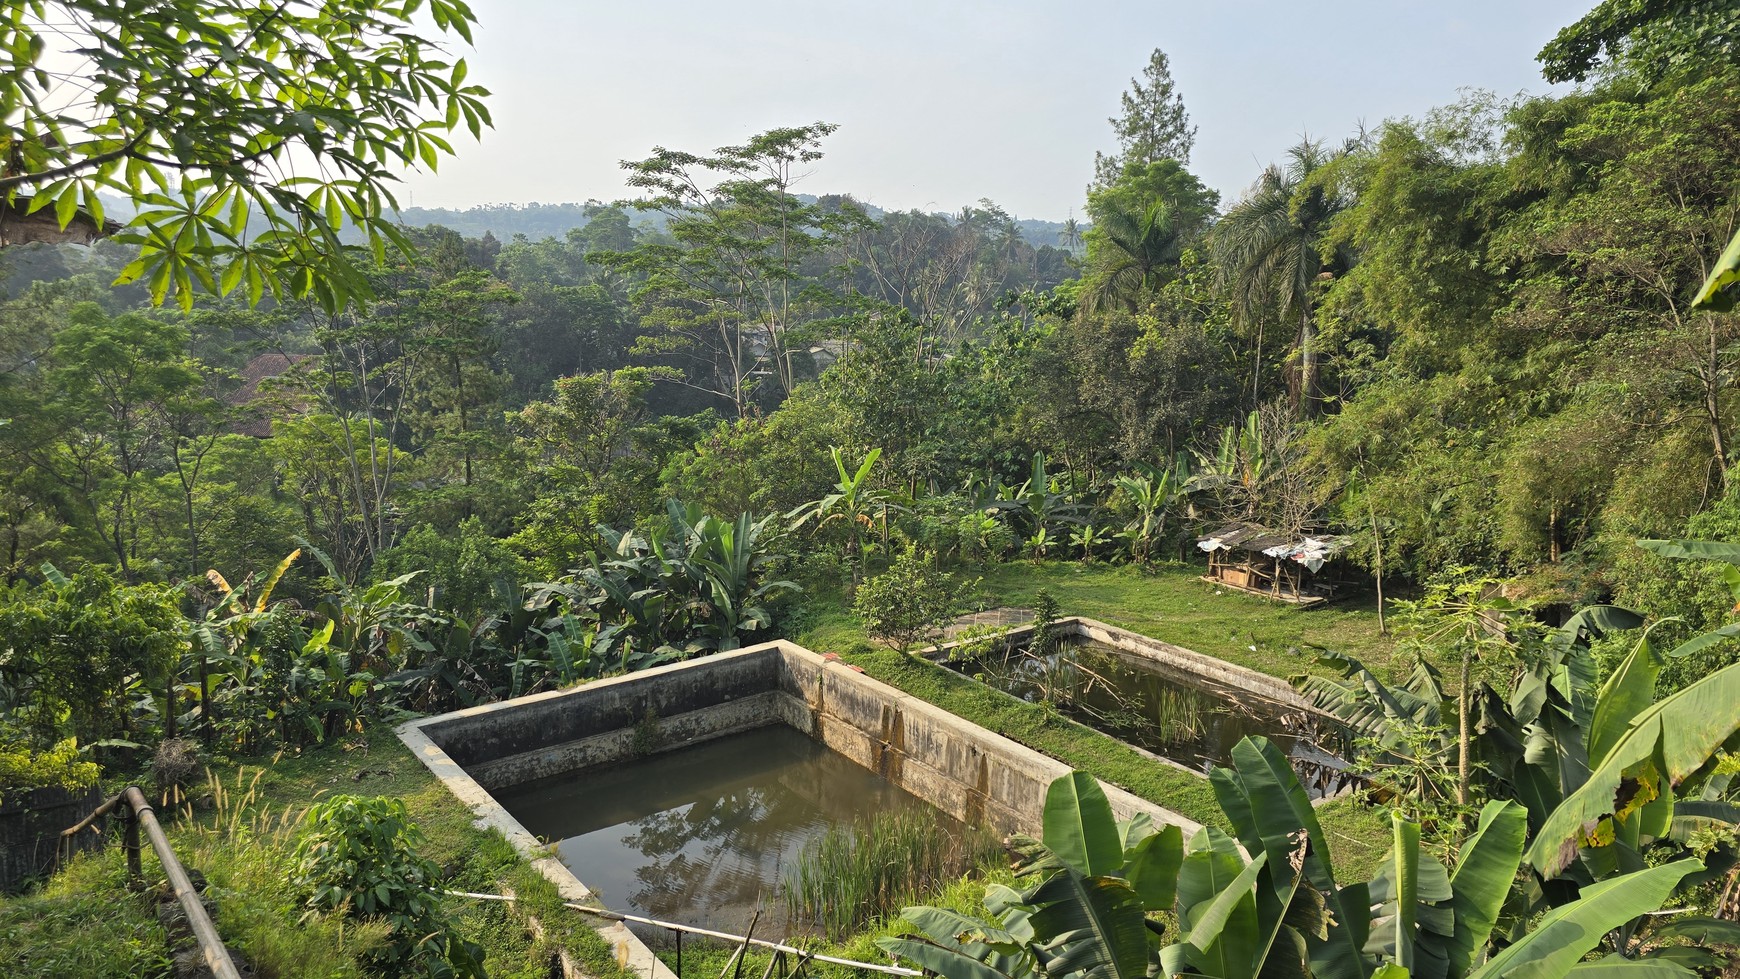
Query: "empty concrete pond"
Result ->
[[492, 724, 945, 937]]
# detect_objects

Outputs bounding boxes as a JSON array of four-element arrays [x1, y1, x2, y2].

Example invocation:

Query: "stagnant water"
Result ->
[[947, 638, 1353, 797], [492, 724, 943, 939]]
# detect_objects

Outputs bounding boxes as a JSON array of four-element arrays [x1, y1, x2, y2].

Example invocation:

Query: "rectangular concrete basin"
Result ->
[[399, 640, 1201, 978]]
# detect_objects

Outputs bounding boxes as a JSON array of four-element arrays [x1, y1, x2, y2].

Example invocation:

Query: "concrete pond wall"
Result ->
[[928, 615, 1313, 708], [399, 639, 1204, 979]]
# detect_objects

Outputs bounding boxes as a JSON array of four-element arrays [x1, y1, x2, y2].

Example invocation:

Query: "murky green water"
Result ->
[[492, 725, 941, 938], [948, 638, 1351, 796]]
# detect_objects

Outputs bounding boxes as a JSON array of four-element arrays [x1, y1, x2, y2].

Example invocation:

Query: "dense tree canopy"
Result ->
[[0, 0, 490, 312]]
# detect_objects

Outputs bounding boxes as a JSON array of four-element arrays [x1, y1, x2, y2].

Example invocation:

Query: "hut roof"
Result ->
[[1196, 521, 1350, 572], [227, 353, 313, 437]]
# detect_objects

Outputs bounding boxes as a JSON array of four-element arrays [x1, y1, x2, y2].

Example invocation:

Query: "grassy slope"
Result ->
[[794, 559, 1399, 880], [0, 734, 639, 979]]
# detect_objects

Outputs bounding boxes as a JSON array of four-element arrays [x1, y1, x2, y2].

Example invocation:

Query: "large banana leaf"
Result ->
[[1123, 822, 1183, 911], [1666, 800, 1740, 842], [1291, 651, 1442, 746], [1363, 824, 1453, 979], [1693, 225, 1740, 311], [1025, 870, 1149, 979], [1468, 860, 1702, 979], [1528, 659, 1740, 875], [878, 938, 1023, 979], [880, 904, 1036, 979], [1176, 852, 1267, 979], [1637, 538, 1740, 563], [1444, 801, 1528, 979], [1565, 958, 1700, 978], [1043, 771, 1125, 878], [1650, 915, 1740, 946], [1587, 632, 1663, 768], [1215, 737, 1373, 979], [1389, 817, 1420, 976]]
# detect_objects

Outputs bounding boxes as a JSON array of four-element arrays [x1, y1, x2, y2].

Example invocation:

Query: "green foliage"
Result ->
[[376, 517, 524, 620], [854, 550, 973, 654], [0, 0, 490, 312], [0, 737, 99, 806], [0, 565, 184, 747], [886, 743, 1713, 979], [1538, 0, 1740, 84], [784, 806, 1000, 942], [597, 123, 850, 416], [526, 501, 798, 671], [0, 880, 172, 977], [293, 794, 485, 979]]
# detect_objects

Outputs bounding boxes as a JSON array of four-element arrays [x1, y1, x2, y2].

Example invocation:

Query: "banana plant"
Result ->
[[1068, 523, 1112, 563], [879, 770, 1181, 979], [882, 738, 1721, 979], [787, 446, 906, 585], [1112, 454, 1193, 564], [1375, 800, 1709, 979], [986, 452, 1090, 547]]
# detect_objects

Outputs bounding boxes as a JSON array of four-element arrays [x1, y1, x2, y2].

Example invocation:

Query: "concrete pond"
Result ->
[[398, 638, 1213, 977], [931, 616, 1354, 797]]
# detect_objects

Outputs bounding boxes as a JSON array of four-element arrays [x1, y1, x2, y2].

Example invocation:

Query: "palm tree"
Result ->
[[1057, 214, 1083, 253], [1213, 138, 1352, 412], [1081, 199, 1186, 313]]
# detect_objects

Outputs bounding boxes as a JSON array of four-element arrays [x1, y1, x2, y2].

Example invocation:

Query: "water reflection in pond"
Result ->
[[492, 725, 942, 938], [947, 638, 1352, 796]]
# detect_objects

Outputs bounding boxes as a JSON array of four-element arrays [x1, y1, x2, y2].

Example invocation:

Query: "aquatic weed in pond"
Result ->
[[782, 807, 1001, 941], [951, 637, 1352, 792]]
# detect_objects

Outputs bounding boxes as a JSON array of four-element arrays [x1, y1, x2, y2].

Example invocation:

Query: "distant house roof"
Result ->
[[227, 353, 313, 437], [0, 197, 120, 247], [1196, 521, 1350, 573]]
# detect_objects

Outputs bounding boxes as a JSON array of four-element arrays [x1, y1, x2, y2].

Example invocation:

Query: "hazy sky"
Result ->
[[397, 1, 1586, 221]]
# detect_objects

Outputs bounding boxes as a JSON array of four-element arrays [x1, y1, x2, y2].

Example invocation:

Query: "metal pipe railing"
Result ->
[[443, 889, 924, 976], [61, 786, 244, 979]]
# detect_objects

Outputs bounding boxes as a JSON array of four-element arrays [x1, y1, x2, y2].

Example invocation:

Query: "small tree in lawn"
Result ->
[[854, 550, 972, 655]]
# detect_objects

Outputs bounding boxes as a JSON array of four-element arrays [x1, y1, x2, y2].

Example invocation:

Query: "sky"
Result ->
[[396, 0, 1587, 222]]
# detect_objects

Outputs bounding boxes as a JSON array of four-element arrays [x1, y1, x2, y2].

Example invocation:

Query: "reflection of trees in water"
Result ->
[[617, 788, 777, 917], [615, 772, 901, 921]]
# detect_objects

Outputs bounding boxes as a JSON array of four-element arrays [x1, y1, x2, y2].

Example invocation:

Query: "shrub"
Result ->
[[0, 738, 100, 807], [0, 568, 184, 748], [853, 550, 974, 654], [292, 795, 485, 979]]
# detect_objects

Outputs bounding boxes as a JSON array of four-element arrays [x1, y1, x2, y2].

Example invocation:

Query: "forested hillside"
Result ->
[[5, 52, 1736, 624]]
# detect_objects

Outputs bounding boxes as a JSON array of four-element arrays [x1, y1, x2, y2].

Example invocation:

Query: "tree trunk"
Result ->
[[1457, 648, 1472, 807], [1299, 305, 1319, 414], [1369, 497, 1386, 636], [1706, 316, 1729, 486]]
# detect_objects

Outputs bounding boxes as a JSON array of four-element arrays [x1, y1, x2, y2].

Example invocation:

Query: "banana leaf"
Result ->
[[1042, 771, 1125, 878], [1468, 860, 1702, 979]]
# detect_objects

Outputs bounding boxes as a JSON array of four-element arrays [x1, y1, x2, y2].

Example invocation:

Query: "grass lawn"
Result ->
[[972, 560, 1401, 678]]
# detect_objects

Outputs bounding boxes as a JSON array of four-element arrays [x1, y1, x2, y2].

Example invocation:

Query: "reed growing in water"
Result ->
[[782, 807, 1000, 941]]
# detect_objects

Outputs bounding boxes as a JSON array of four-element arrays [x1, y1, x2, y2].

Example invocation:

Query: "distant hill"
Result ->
[[93, 194, 1081, 249], [389, 198, 1080, 249]]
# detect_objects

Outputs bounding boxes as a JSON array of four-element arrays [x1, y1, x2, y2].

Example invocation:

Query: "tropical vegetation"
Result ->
[[4, 0, 1740, 976]]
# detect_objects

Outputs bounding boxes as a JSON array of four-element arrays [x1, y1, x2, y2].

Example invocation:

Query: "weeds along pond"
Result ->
[[943, 633, 1353, 797], [492, 724, 983, 941]]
